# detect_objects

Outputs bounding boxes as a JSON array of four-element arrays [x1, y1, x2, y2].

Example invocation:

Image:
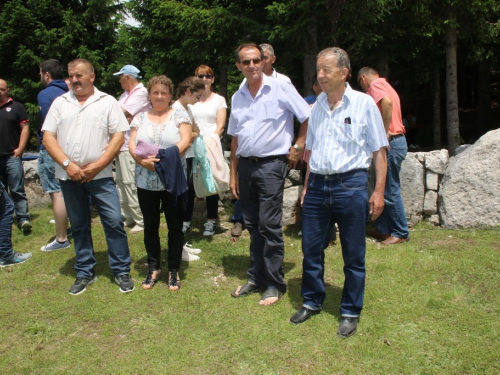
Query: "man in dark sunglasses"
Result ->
[[228, 43, 310, 307]]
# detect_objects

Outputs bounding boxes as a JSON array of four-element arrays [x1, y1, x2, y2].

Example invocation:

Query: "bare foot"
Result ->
[[233, 285, 242, 297], [258, 296, 279, 306]]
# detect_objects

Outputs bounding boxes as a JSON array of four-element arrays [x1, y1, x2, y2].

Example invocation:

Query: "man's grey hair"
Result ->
[[317, 47, 351, 71], [260, 43, 275, 57], [357, 67, 379, 79], [68, 59, 94, 74]]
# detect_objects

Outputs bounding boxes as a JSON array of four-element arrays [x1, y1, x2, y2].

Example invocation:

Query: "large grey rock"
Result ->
[[427, 214, 440, 226], [400, 154, 425, 226], [426, 170, 439, 191], [455, 144, 471, 155], [423, 190, 438, 215], [425, 149, 449, 174], [439, 129, 500, 228], [282, 185, 301, 225], [23, 160, 51, 208]]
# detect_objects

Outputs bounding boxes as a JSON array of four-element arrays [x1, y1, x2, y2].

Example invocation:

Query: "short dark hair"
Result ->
[[40, 59, 64, 80], [235, 43, 265, 63], [176, 76, 205, 98]]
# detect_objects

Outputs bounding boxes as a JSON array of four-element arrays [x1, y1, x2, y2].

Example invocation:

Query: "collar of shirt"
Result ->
[[316, 83, 352, 113], [240, 73, 271, 101], [67, 86, 107, 108], [0, 97, 13, 109]]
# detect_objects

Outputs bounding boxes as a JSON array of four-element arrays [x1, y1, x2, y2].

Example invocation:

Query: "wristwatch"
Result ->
[[62, 159, 71, 170], [293, 144, 304, 151]]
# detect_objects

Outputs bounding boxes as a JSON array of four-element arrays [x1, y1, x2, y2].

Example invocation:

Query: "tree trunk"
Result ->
[[219, 64, 228, 100], [433, 70, 441, 149], [477, 59, 491, 137], [445, 6, 460, 156], [302, 14, 317, 96]]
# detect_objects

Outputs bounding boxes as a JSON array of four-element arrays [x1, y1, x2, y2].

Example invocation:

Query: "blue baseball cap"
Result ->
[[113, 65, 142, 79]]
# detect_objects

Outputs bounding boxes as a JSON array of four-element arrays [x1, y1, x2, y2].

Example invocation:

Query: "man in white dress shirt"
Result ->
[[42, 59, 134, 296]]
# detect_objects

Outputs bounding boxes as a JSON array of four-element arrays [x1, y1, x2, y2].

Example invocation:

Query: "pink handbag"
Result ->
[[134, 140, 160, 159]]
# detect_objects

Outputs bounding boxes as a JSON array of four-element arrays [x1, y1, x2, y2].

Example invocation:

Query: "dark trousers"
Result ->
[[0, 182, 14, 260], [0, 155, 29, 222], [238, 156, 288, 293], [183, 158, 218, 221], [138, 188, 184, 271]]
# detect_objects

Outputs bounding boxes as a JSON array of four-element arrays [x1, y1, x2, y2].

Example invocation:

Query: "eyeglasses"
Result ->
[[241, 58, 261, 66], [197, 74, 213, 79]]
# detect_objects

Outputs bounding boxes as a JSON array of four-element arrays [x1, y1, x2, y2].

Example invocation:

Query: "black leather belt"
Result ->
[[240, 155, 286, 163], [389, 134, 405, 141]]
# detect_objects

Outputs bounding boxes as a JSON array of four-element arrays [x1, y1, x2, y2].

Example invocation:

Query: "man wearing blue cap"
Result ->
[[113, 65, 150, 234]]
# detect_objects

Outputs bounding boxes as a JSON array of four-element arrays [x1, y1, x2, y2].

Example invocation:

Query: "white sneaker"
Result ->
[[182, 248, 200, 262], [41, 239, 71, 251], [203, 221, 217, 236], [129, 225, 144, 234], [183, 242, 202, 255]]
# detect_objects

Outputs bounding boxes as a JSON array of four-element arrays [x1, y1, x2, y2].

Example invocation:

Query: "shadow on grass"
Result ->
[[287, 276, 343, 320]]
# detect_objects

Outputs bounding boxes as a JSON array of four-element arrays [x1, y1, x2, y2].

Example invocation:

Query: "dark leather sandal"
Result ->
[[168, 269, 181, 291], [142, 269, 161, 290], [231, 282, 263, 298]]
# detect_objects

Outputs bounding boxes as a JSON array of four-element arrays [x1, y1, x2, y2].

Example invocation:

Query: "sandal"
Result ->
[[168, 269, 181, 291], [259, 287, 285, 306], [142, 269, 161, 290], [231, 281, 264, 298]]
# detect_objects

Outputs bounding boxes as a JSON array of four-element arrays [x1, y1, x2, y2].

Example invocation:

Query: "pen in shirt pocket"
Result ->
[[344, 117, 351, 124]]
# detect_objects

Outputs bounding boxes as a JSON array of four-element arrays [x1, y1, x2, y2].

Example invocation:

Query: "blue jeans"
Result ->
[[38, 150, 61, 193], [0, 182, 14, 260], [376, 135, 409, 238], [301, 170, 368, 316], [231, 200, 243, 223], [60, 178, 131, 279], [0, 155, 29, 222]]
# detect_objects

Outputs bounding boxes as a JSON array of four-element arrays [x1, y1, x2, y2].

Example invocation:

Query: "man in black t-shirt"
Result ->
[[0, 79, 31, 233]]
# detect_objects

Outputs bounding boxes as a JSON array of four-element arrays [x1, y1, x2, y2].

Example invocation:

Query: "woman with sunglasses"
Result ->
[[129, 75, 192, 291], [183, 65, 227, 236]]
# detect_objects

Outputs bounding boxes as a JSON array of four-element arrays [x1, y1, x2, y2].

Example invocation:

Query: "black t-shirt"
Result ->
[[0, 99, 28, 156]]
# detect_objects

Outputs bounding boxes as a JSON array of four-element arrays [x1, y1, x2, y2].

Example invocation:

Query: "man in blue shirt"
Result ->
[[229, 43, 310, 306], [289, 48, 388, 338], [38, 59, 71, 251]]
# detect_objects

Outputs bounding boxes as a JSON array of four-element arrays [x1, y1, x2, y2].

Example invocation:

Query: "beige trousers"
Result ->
[[115, 151, 143, 227]]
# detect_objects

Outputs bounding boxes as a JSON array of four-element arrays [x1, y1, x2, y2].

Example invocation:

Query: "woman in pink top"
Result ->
[[183, 64, 227, 236]]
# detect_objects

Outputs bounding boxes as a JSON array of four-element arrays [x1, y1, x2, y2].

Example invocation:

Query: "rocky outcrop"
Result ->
[[439, 129, 500, 228], [400, 154, 425, 226], [23, 160, 51, 208]]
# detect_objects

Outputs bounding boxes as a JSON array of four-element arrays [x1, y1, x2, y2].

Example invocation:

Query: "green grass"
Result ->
[[1, 208, 499, 374]]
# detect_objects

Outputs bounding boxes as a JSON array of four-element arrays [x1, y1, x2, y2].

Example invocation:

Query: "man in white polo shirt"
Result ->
[[42, 59, 134, 296]]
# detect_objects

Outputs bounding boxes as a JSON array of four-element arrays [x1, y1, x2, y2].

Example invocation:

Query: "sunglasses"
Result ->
[[241, 58, 261, 66], [197, 74, 213, 79]]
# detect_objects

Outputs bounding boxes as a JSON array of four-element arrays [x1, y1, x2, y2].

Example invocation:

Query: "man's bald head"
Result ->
[[357, 67, 380, 92]]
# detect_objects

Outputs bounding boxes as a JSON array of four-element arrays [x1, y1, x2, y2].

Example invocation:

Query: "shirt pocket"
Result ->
[[89, 108, 109, 130], [263, 101, 282, 121], [334, 121, 367, 146]]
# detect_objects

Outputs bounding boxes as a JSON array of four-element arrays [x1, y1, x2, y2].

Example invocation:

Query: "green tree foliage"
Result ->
[[0, 0, 126, 146]]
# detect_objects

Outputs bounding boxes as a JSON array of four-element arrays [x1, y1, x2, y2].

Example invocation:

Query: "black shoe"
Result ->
[[115, 274, 135, 293], [69, 275, 97, 295], [337, 316, 358, 338], [289, 307, 320, 325]]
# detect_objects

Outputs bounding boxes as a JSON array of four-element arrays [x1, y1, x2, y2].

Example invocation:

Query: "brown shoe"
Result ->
[[381, 236, 410, 245], [365, 229, 390, 241], [231, 222, 243, 237]]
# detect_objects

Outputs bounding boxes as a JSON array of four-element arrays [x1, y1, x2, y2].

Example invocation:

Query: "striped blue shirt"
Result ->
[[228, 74, 311, 157], [307, 83, 388, 174]]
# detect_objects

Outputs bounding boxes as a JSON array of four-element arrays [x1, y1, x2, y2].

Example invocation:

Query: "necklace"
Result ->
[[327, 97, 340, 110]]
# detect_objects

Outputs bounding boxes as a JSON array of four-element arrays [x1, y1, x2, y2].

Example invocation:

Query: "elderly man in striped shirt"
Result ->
[[289, 48, 388, 338]]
